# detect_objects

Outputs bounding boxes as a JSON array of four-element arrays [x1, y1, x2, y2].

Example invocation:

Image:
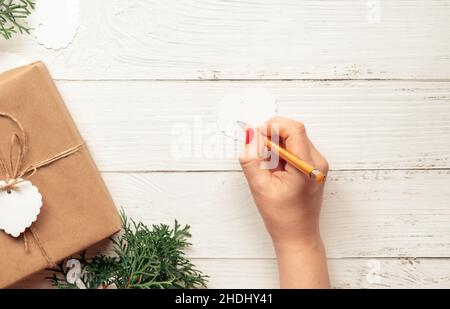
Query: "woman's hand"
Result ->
[[239, 116, 330, 288]]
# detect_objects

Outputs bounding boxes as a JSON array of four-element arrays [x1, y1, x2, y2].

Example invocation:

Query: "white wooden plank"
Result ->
[[11, 258, 450, 289], [98, 170, 450, 258], [53, 80, 450, 171], [2, 0, 450, 80], [196, 258, 450, 289]]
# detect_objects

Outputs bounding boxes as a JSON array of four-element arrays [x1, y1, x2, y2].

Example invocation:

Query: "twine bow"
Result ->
[[0, 112, 84, 266], [0, 113, 35, 193]]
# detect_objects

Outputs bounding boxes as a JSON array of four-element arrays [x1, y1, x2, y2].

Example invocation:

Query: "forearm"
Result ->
[[274, 237, 330, 289]]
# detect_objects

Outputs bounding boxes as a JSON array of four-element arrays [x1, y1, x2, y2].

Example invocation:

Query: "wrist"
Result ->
[[273, 233, 325, 256], [274, 235, 330, 289]]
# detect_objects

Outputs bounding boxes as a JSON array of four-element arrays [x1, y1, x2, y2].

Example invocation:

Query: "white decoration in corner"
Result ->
[[30, 0, 80, 50], [0, 53, 27, 73], [0, 180, 43, 238], [216, 88, 278, 141]]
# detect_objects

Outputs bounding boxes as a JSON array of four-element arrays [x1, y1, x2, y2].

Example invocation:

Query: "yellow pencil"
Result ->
[[237, 121, 326, 184]]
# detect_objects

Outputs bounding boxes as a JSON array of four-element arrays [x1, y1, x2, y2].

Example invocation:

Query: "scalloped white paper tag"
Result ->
[[216, 88, 278, 141], [0, 180, 43, 238], [30, 0, 80, 51]]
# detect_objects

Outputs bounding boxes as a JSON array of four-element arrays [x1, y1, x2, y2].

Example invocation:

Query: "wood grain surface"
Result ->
[[55, 80, 450, 171], [3, 0, 450, 80], [2, 0, 449, 288]]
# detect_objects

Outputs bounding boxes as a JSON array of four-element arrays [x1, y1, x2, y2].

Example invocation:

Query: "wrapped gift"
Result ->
[[0, 62, 122, 288]]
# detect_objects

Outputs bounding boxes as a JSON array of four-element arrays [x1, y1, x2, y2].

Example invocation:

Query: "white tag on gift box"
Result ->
[[0, 180, 43, 238]]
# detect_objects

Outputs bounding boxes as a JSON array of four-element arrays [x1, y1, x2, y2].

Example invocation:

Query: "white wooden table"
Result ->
[[2, 0, 450, 288]]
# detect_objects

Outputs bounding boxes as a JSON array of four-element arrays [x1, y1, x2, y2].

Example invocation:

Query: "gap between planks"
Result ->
[[99, 167, 450, 174], [51, 78, 450, 82]]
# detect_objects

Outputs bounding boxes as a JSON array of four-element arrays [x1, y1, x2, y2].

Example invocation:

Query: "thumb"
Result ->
[[239, 127, 271, 188]]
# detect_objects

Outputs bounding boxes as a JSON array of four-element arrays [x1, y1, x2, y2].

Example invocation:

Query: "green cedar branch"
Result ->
[[47, 210, 208, 289], [0, 0, 35, 40]]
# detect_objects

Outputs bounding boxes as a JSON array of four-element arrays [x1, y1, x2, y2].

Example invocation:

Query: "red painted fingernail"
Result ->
[[245, 128, 254, 144]]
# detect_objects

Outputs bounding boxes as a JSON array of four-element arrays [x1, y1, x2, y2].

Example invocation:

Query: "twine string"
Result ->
[[0, 112, 83, 266]]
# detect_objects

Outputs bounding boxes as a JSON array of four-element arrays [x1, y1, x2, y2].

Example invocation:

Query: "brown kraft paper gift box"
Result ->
[[0, 62, 122, 288]]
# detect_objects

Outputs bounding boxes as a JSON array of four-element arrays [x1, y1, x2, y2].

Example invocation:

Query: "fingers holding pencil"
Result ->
[[262, 117, 312, 160], [262, 117, 314, 180], [263, 117, 328, 183], [239, 117, 328, 185]]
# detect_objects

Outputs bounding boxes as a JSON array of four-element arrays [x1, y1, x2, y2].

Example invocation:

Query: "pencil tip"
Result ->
[[236, 120, 248, 130]]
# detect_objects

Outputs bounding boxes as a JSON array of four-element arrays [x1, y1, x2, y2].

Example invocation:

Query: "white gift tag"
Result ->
[[30, 0, 80, 50], [0, 180, 43, 238], [216, 88, 278, 141]]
